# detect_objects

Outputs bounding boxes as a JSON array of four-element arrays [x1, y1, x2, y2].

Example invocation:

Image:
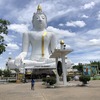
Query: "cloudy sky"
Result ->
[[0, 0, 100, 69]]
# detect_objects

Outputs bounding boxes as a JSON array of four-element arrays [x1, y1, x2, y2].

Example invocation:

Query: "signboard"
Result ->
[[83, 65, 97, 76], [91, 66, 97, 76], [83, 66, 91, 75]]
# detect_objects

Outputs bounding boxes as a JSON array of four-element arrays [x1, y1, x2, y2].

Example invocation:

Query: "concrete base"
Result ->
[[54, 82, 77, 87], [16, 80, 21, 83]]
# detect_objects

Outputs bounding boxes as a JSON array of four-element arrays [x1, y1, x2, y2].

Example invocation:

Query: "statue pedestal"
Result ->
[[50, 49, 73, 86]]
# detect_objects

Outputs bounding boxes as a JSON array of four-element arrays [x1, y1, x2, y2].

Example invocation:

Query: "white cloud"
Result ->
[[89, 39, 100, 46], [8, 52, 12, 55], [7, 43, 19, 50], [5, 0, 78, 23], [59, 23, 64, 27], [17, 4, 34, 23], [97, 11, 100, 20], [1, 34, 13, 43], [47, 26, 76, 38], [8, 24, 29, 33], [70, 35, 100, 49], [71, 52, 100, 64], [86, 28, 100, 36], [66, 22, 76, 27], [66, 21, 86, 28], [74, 38, 100, 48], [63, 28, 100, 56], [82, 2, 95, 9], [82, 15, 89, 18], [0, 56, 3, 59], [70, 28, 100, 49], [47, 8, 77, 22]]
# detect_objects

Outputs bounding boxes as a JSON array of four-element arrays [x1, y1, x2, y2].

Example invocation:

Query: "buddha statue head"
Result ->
[[32, 5, 47, 31]]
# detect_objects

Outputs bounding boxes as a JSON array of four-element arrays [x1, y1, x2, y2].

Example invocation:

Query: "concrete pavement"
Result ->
[[0, 80, 100, 100]]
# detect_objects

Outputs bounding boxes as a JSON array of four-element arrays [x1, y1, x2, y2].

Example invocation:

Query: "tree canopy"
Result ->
[[0, 69, 2, 76], [0, 19, 10, 54], [90, 61, 100, 68], [3, 69, 11, 77], [73, 63, 83, 73]]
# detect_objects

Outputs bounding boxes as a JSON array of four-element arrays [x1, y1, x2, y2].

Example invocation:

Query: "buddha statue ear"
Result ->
[[34, 13, 36, 15], [32, 13, 35, 23]]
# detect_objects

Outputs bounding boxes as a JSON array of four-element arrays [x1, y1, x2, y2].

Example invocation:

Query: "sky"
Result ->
[[0, 0, 100, 69]]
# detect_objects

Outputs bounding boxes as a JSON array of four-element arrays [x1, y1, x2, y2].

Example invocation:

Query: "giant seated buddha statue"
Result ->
[[8, 5, 56, 69]]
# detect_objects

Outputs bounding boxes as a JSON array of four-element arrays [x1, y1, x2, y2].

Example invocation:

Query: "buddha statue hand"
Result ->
[[14, 52, 27, 67]]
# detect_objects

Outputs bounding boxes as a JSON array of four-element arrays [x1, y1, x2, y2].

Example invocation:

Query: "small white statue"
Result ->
[[8, 5, 56, 68]]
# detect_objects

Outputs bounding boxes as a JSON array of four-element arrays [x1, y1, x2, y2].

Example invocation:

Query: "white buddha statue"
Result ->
[[8, 5, 56, 69]]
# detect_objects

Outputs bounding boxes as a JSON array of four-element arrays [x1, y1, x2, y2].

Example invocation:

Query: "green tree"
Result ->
[[0, 69, 2, 76], [90, 61, 100, 68], [73, 63, 83, 73], [3, 69, 11, 77], [0, 19, 10, 54]]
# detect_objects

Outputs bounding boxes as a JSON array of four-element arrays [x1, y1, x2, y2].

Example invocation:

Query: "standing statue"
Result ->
[[8, 5, 56, 68]]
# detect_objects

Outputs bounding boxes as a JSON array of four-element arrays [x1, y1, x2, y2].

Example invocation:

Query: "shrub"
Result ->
[[67, 76, 71, 82], [9, 80, 16, 83], [93, 75, 100, 80], [93, 77, 97, 80], [42, 78, 47, 82], [42, 77, 56, 85], [3, 69, 11, 77], [0, 69, 2, 76], [79, 75, 90, 84]]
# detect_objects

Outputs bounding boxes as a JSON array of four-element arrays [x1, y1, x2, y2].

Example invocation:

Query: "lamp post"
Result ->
[[60, 40, 67, 86]]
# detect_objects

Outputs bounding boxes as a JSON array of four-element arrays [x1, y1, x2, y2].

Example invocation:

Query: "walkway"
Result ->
[[0, 80, 100, 100]]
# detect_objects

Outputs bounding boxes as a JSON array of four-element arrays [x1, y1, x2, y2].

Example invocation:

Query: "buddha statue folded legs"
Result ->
[[8, 58, 56, 69]]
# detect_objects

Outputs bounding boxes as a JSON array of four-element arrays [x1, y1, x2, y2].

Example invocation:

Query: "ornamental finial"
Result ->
[[60, 40, 64, 45], [37, 4, 42, 12]]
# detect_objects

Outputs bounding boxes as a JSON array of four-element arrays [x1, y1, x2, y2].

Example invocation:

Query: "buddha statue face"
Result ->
[[32, 5, 47, 31]]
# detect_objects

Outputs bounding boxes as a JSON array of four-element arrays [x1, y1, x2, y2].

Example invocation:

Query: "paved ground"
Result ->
[[0, 80, 100, 100]]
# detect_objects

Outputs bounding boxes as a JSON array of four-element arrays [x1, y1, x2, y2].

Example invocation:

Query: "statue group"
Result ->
[[8, 5, 57, 69], [7, 5, 73, 86]]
